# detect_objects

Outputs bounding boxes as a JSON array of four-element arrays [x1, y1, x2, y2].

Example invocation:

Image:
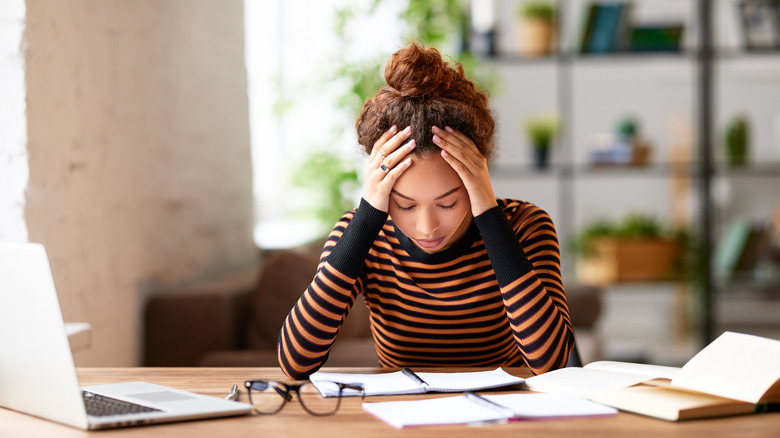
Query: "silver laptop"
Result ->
[[0, 241, 253, 429]]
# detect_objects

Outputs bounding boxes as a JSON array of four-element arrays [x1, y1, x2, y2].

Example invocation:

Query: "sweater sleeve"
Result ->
[[473, 203, 573, 374], [277, 199, 387, 379]]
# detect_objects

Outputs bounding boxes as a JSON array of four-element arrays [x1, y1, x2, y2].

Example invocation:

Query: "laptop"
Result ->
[[0, 241, 253, 429]]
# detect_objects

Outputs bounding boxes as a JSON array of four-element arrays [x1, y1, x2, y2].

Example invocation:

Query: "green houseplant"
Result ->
[[523, 114, 559, 169], [724, 115, 749, 167], [570, 214, 690, 285]]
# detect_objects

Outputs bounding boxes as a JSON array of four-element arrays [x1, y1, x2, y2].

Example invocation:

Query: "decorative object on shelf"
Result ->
[[515, 1, 557, 57], [588, 116, 651, 167], [713, 219, 773, 282], [578, 2, 633, 54], [724, 115, 750, 167], [471, 0, 498, 57], [571, 214, 687, 285], [522, 113, 560, 169], [628, 23, 684, 53], [737, 0, 780, 51]]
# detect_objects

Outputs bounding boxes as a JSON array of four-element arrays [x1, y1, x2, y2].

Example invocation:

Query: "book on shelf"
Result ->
[[579, 2, 633, 54], [523, 331, 780, 421], [628, 24, 684, 52], [714, 219, 772, 280], [309, 367, 524, 397], [362, 392, 617, 428]]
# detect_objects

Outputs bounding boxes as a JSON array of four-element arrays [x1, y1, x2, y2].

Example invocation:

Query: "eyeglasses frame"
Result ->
[[243, 379, 365, 416]]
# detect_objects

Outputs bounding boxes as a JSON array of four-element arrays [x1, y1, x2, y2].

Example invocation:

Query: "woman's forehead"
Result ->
[[393, 153, 462, 200]]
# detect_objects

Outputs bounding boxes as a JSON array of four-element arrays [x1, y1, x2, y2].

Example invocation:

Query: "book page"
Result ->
[[585, 361, 680, 380], [671, 331, 780, 403], [591, 384, 754, 421], [523, 367, 656, 399]]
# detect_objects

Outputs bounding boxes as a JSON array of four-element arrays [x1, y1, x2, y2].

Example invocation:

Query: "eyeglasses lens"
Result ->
[[297, 381, 340, 416], [247, 381, 288, 414]]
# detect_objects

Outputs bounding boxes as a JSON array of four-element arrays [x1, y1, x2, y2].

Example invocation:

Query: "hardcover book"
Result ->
[[523, 332, 780, 421]]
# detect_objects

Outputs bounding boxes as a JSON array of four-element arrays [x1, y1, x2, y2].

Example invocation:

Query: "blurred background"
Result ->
[[2, 0, 779, 367]]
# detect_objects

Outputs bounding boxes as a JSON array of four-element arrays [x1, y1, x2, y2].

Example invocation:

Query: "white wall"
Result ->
[[22, 0, 256, 366], [0, 0, 28, 243]]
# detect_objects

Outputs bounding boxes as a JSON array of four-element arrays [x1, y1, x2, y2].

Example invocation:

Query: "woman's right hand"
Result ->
[[362, 125, 416, 212]]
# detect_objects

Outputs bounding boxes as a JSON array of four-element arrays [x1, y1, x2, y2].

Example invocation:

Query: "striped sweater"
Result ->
[[278, 198, 573, 379]]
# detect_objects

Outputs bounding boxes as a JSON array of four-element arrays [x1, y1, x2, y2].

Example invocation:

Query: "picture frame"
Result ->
[[738, 0, 780, 50]]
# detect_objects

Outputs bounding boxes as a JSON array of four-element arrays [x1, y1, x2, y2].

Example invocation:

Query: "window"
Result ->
[[244, 0, 402, 249]]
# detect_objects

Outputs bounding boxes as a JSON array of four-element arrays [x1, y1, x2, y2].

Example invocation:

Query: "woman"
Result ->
[[278, 42, 572, 380]]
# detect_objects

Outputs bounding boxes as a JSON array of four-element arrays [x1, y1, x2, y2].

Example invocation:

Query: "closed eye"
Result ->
[[395, 203, 416, 212]]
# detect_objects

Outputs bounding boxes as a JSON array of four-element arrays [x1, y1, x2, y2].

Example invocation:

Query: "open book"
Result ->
[[524, 331, 780, 421], [362, 393, 617, 428], [310, 367, 524, 397]]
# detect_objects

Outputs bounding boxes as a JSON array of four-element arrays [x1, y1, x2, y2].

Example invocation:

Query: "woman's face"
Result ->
[[389, 152, 472, 253]]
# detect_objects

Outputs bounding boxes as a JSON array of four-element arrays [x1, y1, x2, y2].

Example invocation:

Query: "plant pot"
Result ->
[[516, 18, 555, 57], [577, 237, 683, 285], [533, 146, 550, 169]]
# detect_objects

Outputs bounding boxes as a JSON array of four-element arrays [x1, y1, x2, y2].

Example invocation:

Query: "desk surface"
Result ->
[[1, 367, 777, 437]]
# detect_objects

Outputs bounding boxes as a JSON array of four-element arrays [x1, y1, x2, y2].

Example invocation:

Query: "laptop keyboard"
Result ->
[[82, 391, 162, 417]]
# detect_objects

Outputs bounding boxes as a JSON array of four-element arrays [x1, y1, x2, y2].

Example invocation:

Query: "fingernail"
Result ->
[[432, 135, 441, 144], [432, 126, 440, 134], [403, 126, 411, 135], [407, 139, 416, 148], [445, 126, 454, 133], [390, 125, 397, 133]]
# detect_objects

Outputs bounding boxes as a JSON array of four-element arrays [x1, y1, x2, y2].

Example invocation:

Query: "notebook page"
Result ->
[[482, 393, 617, 418], [363, 396, 504, 428], [310, 370, 420, 397], [415, 368, 524, 392]]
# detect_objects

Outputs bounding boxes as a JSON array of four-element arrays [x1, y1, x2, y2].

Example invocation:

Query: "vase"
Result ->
[[533, 147, 549, 170]]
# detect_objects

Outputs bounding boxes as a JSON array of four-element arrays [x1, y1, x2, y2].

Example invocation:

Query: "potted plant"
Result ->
[[516, 1, 557, 57], [570, 214, 688, 285], [724, 115, 749, 167], [523, 114, 560, 169]]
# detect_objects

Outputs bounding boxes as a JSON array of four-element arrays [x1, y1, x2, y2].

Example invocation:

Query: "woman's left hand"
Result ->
[[433, 126, 498, 216]]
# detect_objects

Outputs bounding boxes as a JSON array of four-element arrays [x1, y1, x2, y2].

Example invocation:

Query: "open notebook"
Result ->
[[0, 241, 252, 429]]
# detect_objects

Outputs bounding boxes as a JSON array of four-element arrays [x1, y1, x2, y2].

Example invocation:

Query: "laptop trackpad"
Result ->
[[130, 391, 196, 403]]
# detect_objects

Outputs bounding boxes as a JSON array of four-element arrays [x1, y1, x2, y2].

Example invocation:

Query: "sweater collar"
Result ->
[[394, 220, 481, 263]]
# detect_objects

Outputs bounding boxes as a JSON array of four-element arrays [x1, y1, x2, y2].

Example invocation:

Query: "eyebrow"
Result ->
[[391, 186, 462, 201]]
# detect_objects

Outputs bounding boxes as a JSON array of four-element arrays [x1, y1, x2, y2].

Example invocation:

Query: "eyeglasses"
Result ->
[[244, 380, 365, 416]]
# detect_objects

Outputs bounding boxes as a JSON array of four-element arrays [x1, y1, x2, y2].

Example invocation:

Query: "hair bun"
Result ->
[[384, 43, 458, 99]]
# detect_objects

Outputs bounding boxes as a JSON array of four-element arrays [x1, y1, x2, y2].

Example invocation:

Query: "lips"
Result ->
[[414, 236, 446, 249]]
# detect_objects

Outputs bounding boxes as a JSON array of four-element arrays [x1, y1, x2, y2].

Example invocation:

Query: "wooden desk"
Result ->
[[1, 367, 777, 437]]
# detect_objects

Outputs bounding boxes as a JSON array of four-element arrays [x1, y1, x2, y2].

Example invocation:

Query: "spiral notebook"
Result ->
[[310, 367, 525, 397]]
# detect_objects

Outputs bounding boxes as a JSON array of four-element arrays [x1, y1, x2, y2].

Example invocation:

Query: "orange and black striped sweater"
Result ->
[[278, 198, 573, 379]]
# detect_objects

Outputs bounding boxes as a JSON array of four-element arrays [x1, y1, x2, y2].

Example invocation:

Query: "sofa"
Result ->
[[144, 240, 602, 368]]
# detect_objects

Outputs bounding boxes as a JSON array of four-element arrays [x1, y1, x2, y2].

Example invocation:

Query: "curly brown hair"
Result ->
[[356, 43, 495, 159]]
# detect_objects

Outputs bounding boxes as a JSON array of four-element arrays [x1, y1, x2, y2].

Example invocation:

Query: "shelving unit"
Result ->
[[486, 0, 780, 361]]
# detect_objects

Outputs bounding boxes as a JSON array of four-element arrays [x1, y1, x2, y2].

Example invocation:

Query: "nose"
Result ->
[[416, 207, 439, 236]]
